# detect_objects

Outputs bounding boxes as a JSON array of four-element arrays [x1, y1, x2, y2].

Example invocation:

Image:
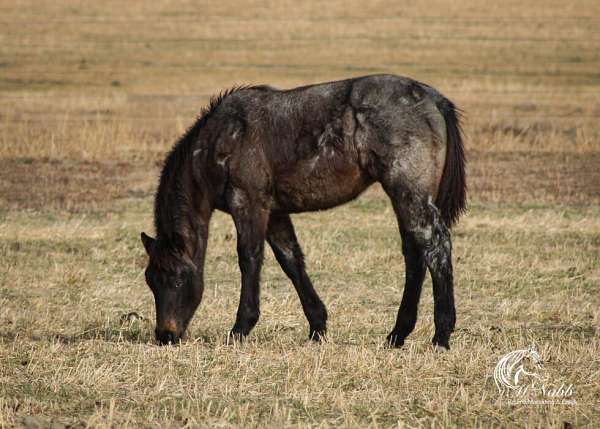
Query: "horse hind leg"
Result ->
[[386, 228, 426, 348], [422, 197, 455, 349], [386, 190, 456, 350]]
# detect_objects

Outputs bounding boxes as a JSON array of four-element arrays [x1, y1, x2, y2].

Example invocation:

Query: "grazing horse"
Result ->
[[141, 74, 466, 349]]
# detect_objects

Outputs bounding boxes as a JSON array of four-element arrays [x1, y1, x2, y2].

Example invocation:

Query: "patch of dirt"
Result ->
[[0, 152, 598, 212], [0, 157, 158, 211], [467, 151, 600, 205]]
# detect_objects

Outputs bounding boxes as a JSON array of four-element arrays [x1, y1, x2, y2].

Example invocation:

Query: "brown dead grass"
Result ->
[[1, 0, 600, 160], [2, 150, 598, 213], [0, 158, 155, 211], [0, 1, 599, 428], [468, 151, 600, 205]]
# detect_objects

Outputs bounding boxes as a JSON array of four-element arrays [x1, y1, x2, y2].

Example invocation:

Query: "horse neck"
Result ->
[[155, 146, 206, 264]]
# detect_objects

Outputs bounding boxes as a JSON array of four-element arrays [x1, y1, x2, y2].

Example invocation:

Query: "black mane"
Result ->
[[153, 86, 250, 250]]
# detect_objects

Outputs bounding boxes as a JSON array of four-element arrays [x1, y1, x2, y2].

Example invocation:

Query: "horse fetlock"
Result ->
[[432, 333, 451, 350], [395, 315, 418, 338], [432, 311, 454, 349], [233, 308, 260, 335], [242, 312, 260, 329], [230, 311, 260, 341], [388, 312, 418, 348], [308, 306, 327, 341], [386, 332, 406, 348]]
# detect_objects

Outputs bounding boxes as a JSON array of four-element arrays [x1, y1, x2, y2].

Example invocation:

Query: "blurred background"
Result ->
[[1, 0, 599, 209]]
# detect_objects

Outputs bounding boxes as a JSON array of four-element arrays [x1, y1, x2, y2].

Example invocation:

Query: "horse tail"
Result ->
[[433, 96, 467, 228]]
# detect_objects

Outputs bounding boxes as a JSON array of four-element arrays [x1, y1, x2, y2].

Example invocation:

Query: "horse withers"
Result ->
[[140, 74, 466, 349]]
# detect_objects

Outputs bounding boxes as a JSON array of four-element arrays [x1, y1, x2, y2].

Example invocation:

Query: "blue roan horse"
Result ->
[[140, 74, 466, 349]]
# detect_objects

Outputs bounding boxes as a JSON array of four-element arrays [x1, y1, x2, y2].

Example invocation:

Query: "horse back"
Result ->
[[208, 75, 449, 213]]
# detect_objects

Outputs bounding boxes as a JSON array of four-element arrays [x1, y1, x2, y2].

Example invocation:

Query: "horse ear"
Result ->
[[141, 232, 155, 255]]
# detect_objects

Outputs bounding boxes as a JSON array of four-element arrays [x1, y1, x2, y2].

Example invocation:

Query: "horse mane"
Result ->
[[199, 85, 251, 118], [152, 85, 254, 252]]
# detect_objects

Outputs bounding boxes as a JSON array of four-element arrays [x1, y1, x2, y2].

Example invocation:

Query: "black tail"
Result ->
[[434, 97, 467, 228]]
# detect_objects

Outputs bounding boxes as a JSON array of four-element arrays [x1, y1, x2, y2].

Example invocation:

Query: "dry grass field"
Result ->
[[1, 1, 599, 427]]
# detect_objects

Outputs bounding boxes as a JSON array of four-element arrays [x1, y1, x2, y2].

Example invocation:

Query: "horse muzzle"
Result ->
[[156, 328, 180, 345], [155, 319, 185, 345]]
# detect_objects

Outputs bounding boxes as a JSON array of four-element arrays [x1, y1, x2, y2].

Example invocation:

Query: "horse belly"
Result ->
[[273, 152, 372, 212]]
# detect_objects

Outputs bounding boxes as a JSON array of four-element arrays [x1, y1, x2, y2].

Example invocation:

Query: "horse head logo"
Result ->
[[494, 347, 545, 393]]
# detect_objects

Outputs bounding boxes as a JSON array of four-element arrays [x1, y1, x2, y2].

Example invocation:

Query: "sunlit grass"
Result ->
[[1, 0, 599, 427]]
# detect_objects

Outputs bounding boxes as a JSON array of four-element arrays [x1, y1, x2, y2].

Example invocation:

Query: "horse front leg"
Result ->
[[267, 213, 328, 341], [228, 190, 270, 342]]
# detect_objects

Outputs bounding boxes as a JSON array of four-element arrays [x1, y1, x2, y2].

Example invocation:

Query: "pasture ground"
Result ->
[[1, 1, 599, 427]]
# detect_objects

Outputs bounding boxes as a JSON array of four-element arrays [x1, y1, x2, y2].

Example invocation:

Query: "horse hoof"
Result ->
[[386, 333, 405, 348], [225, 331, 245, 345], [432, 337, 450, 351], [433, 344, 449, 353], [309, 329, 327, 342]]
